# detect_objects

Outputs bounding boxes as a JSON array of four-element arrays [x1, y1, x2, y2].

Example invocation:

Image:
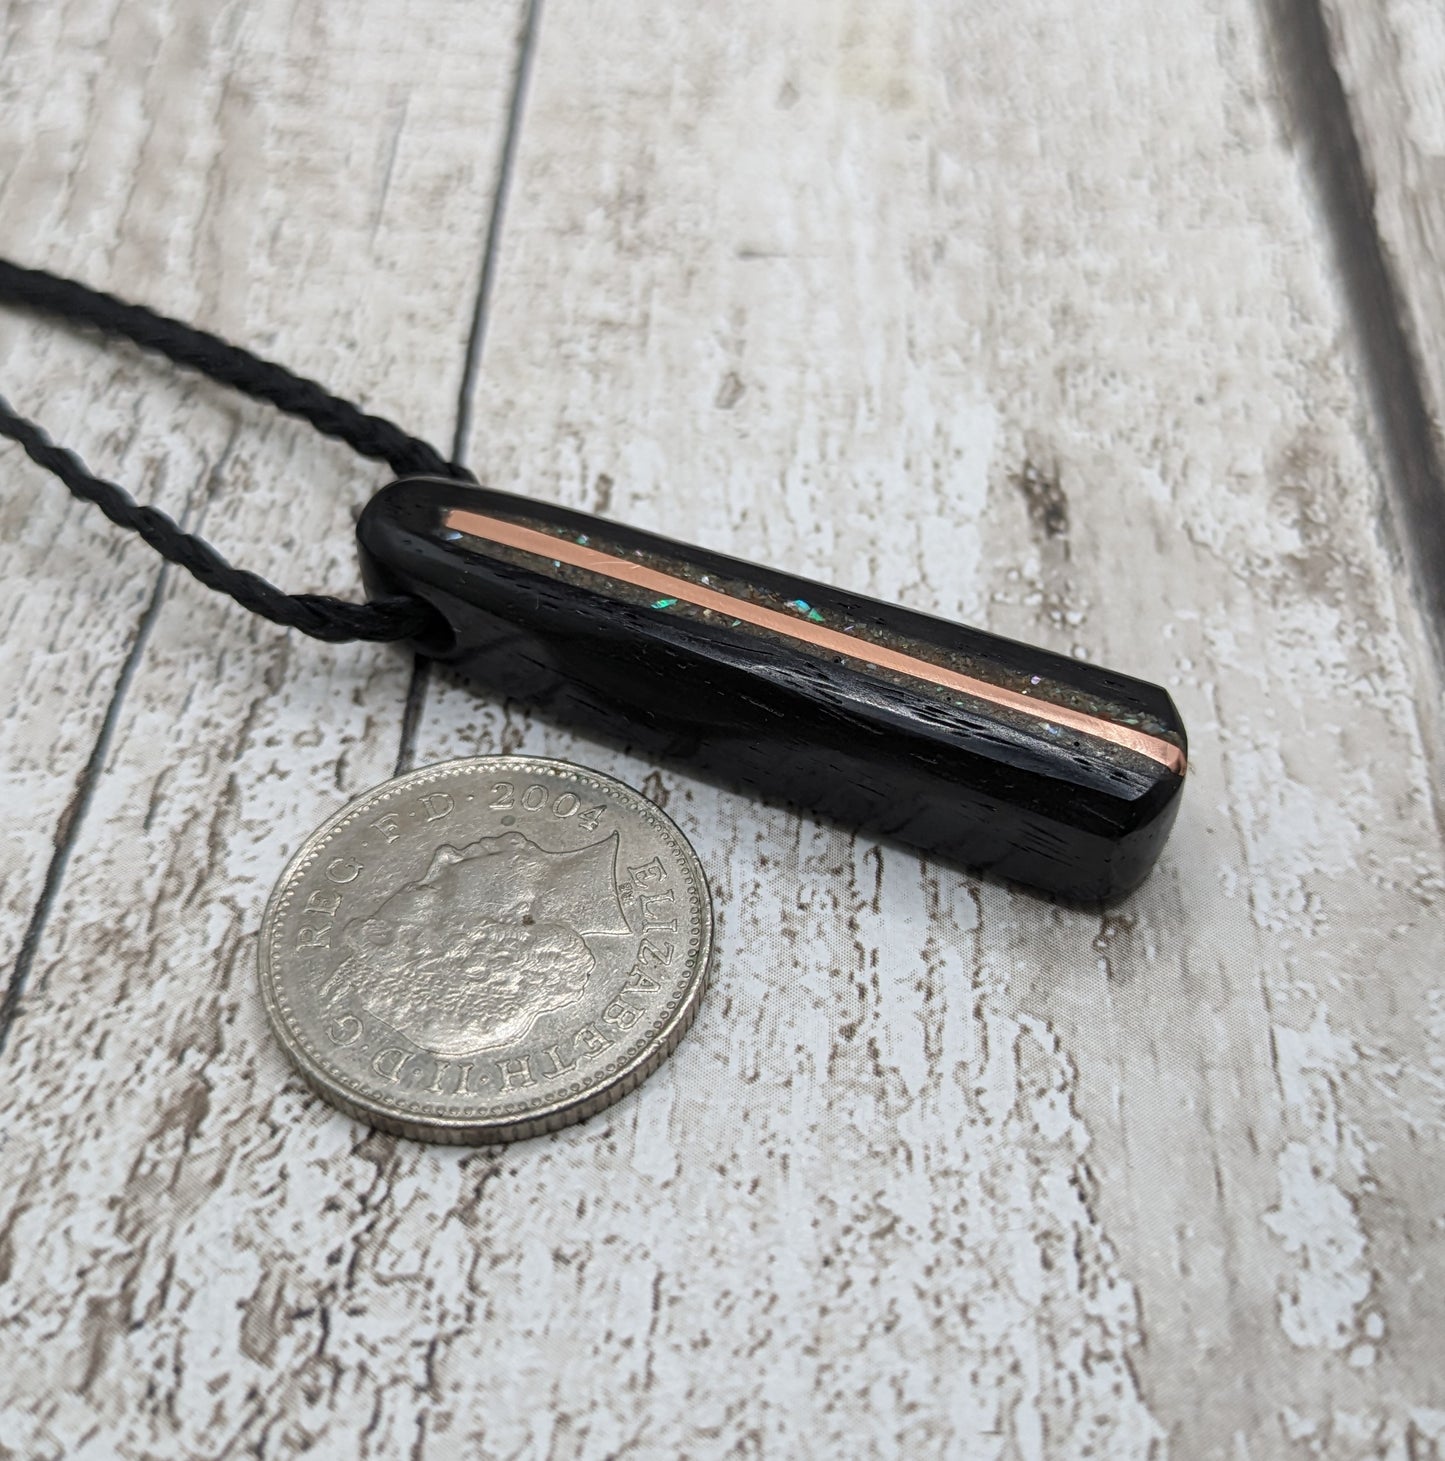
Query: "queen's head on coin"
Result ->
[[332, 830, 631, 1058]]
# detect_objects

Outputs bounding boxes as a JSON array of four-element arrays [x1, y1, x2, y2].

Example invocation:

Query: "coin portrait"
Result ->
[[335, 829, 629, 1057], [257, 757, 713, 1143]]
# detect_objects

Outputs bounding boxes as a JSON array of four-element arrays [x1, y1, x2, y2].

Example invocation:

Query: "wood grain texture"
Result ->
[[0, 0, 525, 1455], [1318, 0, 1445, 524], [421, 0, 1445, 1454], [1, 1, 1443, 1459], [1260, 0, 1445, 662]]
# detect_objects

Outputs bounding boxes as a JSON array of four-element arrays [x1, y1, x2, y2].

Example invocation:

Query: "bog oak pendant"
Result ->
[[358, 477, 1188, 902]]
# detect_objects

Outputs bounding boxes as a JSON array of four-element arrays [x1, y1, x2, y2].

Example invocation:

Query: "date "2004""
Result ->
[[489, 780, 605, 830]]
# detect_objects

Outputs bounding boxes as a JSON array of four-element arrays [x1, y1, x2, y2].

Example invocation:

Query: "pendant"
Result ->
[[358, 477, 1188, 903]]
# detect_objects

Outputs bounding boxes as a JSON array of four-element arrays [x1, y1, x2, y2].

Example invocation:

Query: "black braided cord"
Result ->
[[0, 258, 470, 642]]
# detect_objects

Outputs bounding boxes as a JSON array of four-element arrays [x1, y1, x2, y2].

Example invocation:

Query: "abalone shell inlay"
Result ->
[[442, 507, 1185, 776]]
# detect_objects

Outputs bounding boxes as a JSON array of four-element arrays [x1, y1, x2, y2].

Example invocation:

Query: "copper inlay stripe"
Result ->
[[444, 508, 1186, 774]]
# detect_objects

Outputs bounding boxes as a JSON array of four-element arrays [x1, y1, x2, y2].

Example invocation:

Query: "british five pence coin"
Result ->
[[257, 756, 713, 1143]]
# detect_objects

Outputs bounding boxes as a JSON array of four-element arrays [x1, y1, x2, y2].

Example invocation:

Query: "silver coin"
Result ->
[[257, 756, 713, 1143]]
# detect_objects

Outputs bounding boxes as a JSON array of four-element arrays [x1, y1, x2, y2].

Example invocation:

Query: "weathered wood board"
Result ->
[[1323, 0, 1445, 496], [1, 1, 1442, 1458], [1273, 0, 1445, 659], [0, 0, 528, 1455]]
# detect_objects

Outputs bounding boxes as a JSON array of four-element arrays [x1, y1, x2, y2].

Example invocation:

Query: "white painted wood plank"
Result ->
[[0, 1, 525, 1457], [0, 0, 501, 990], [1323, 0, 1445, 481], [415, 1, 1445, 1456], [0, 0, 258, 989]]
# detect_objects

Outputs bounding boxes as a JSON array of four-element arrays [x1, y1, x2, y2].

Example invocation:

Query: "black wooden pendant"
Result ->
[[358, 477, 1187, 903], [0, 261, 1186, 903]]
